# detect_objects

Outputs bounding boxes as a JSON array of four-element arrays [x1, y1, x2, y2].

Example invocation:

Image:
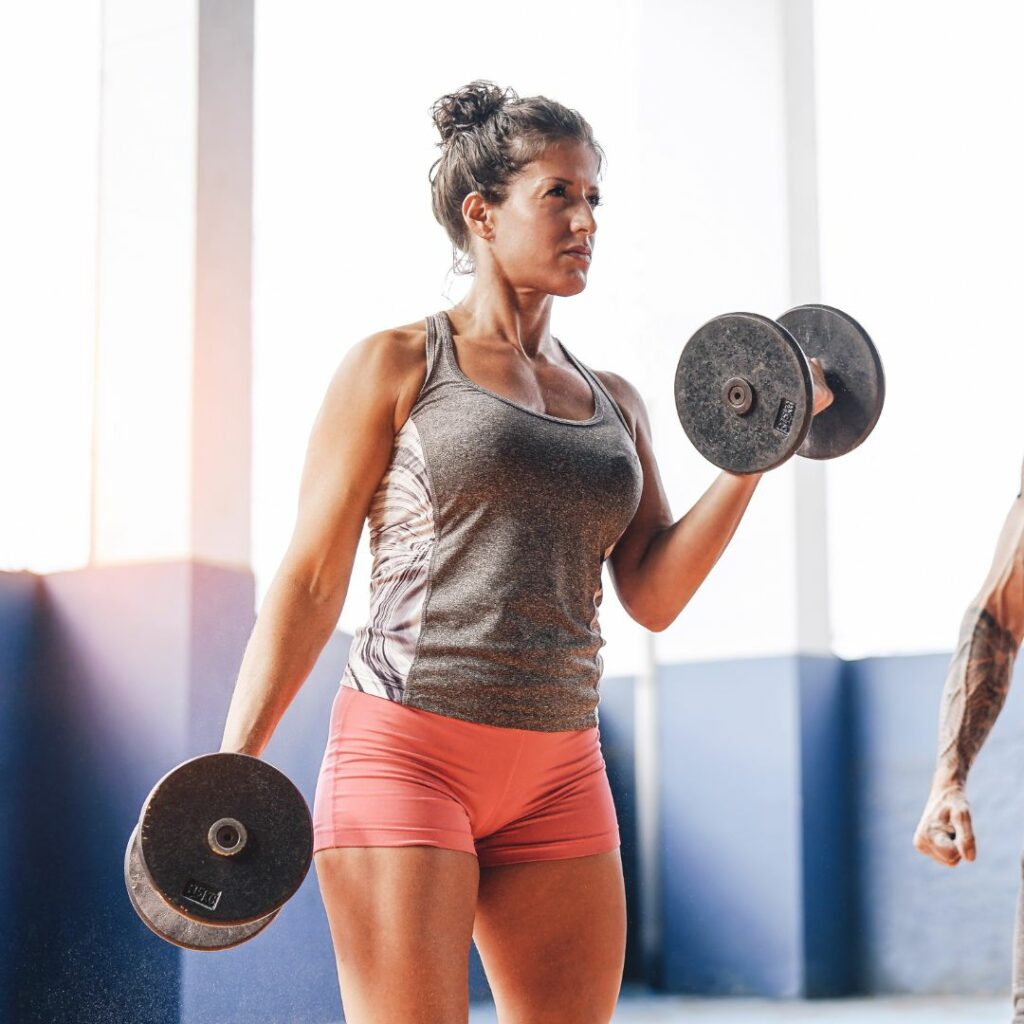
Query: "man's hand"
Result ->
[[913, 782, 976, 866]]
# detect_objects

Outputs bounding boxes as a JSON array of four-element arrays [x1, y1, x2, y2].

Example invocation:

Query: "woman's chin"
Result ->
[[550, 271, 589, 297]]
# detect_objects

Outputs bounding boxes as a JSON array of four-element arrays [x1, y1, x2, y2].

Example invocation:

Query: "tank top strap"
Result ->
[[423, 312, 441, 381], [426, 311, 633, 442], [558, 345, 635, 441], [423, 311, 462, 386]]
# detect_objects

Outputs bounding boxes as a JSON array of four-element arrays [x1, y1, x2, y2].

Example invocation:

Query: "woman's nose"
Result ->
[[572, 199, 597, 234]]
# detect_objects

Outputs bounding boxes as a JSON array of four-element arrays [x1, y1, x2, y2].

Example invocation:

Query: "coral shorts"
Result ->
[[312, 685, 620, 867]]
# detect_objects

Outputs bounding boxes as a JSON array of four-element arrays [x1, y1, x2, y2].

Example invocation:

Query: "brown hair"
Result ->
[[429, 80, 605, 275]]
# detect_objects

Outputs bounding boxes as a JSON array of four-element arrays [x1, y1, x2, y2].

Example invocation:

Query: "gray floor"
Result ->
[[468, 993, 1010, 1022]]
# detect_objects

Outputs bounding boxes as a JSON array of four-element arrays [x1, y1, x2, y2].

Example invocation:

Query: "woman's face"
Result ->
[[469, 139, 602, 297]]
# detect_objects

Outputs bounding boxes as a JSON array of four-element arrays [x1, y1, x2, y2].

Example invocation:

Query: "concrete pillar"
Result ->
[[91, 0, 252, 569], [648, 0, 854, 996], [782, 0, 832, 656]]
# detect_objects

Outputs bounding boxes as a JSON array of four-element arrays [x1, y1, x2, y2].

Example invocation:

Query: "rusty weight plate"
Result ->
[[124, 824, 279, 950], [776, 304, 885, 461], [136, 752, 312, 928], [675, 312, 813, 474]]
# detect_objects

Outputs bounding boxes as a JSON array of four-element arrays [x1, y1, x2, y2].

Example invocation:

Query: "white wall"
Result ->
[[11, 1, 999, 672], [91, 1, 199, 564], [251, 0, 801, 676], [815, 0, 1024, 659], [0, 3, 101, 572]]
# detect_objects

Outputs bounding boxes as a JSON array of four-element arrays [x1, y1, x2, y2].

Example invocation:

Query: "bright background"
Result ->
[[3, 0, 1023, 666]]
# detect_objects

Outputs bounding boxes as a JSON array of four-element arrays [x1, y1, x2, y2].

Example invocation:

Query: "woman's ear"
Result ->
[[462, 191, 494, 242]]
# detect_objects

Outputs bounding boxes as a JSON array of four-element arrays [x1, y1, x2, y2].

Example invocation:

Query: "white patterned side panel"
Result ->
[[341, 418, 435, 700]]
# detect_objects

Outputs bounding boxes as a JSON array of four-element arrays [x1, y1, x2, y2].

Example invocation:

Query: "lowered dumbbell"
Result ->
[[124, 752, 313, 951], [674, 304, 885, 474]]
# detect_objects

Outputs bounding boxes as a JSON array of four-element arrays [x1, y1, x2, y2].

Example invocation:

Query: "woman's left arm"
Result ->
[[599, 361, 830, 633]]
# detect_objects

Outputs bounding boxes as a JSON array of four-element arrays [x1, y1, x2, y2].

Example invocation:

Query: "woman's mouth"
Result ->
[[565, 249, 592, 264]]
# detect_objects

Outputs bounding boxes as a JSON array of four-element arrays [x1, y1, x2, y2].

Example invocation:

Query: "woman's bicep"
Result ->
[[597, 373, 674, 609]]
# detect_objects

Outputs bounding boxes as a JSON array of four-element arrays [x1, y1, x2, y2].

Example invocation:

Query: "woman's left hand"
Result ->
[[809, 357, 834, 417]]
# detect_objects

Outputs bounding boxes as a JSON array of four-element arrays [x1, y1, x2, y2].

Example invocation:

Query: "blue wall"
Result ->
[[654, 652, 1024, 998], [849, 653, 1024, 994], [6, 565, 1024, 1021], [0, 565, 500, 1023]]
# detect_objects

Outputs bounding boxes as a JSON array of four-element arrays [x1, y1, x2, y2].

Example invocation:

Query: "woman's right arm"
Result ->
[[219, 329, 423, 757]]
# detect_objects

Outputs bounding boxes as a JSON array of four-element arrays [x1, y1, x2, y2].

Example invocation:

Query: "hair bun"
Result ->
[[431, 80, 517, 144]]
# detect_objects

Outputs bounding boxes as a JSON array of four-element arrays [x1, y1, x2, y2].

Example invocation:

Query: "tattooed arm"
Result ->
[[913, 461, 1024, 866]]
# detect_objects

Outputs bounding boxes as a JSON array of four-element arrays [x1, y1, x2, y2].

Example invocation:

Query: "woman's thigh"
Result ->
[[473, 849, 627, 1024], [315, 845, 480, 1024]]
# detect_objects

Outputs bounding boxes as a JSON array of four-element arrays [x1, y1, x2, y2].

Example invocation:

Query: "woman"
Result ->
[[219, 81, 831, 1023]]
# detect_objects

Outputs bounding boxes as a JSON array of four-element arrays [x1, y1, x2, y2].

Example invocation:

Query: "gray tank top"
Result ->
[[340, 310, 644, 730]]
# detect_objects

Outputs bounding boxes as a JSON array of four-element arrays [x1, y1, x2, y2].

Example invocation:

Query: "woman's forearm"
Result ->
[[220, 570, 347, 757], [638, 469, 763, 631]]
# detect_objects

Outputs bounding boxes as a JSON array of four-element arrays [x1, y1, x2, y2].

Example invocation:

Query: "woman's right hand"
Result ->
[[913, 781, 976, 866]]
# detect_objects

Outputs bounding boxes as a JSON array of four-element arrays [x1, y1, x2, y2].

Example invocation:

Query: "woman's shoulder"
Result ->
[[358, 318, 428, 360], [348, 320, 430, 432], [336, 322, 427, 390], [313, 321, 430, 441]]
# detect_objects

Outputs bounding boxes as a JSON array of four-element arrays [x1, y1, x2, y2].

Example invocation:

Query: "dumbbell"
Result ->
[[674, 304, 885, 474], [124, 753, 313, 951]]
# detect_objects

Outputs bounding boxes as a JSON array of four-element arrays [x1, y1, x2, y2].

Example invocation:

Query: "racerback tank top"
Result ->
[[340, 310, 644, 731]]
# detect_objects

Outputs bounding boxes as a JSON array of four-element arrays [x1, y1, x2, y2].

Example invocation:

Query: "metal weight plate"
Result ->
[[675, 313, 814, 474], [776, 304, 885, 460], [138, 752, 313, 927], [124, 825, 278, 951]]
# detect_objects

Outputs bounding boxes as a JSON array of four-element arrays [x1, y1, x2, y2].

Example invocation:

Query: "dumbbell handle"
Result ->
[[720, 357, 831, 420], [805, 357, 835, 418]]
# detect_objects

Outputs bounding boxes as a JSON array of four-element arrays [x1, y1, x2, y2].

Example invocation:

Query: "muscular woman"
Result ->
[[915, 460, 1024, 1019], [218, 81, 832, 1024]]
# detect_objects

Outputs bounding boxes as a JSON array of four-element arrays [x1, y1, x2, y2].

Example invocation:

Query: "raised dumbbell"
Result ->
[[674, 304, 885, 474], [124, 752, 313, 951]]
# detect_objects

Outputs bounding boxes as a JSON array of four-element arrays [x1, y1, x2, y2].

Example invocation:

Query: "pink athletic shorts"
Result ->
[[312, 685, 620, 867]]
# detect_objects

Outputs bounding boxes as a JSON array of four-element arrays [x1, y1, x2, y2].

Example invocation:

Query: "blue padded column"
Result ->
[[0, 572, 42, 1023], [15, 563, 195, 1024], [797, 655, 855, 995], [656, 654, 857, 996], [658, 656, 804, 995]]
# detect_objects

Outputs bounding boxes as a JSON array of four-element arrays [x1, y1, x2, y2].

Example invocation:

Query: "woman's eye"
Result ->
[[545, 185, 603, 208]]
